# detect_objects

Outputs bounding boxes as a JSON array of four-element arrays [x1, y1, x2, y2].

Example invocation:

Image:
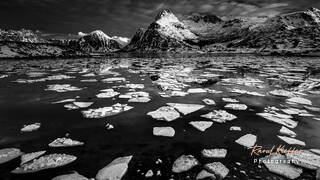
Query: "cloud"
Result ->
[[0, 0, 319, 37]]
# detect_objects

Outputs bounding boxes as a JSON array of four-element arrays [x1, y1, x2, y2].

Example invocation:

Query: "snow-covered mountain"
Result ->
[[77, 30, 123, 52], [0, 29, 84, 58], [0, 29, 47, 43], [125, 10, 199, 52], [125, 8, 320, 54]]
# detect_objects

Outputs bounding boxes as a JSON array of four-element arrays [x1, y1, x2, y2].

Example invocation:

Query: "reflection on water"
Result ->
[[0, 54, 319, 179]]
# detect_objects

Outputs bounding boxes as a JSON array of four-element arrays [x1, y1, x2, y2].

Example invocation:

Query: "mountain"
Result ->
[[125, 10, 199, 52], [125, 8, 320, 54], [76, 30, 123, 53], [0, 29, 47, 43], [229, 7, 320, 53], [111, 36, 130, 47], [0, 29, 85, 58]]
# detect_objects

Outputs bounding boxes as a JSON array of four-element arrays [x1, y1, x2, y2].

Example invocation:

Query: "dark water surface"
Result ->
[[0, 55, 319, 179]]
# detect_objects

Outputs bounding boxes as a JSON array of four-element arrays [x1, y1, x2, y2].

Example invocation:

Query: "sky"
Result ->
[[0, 0, 319, 38]]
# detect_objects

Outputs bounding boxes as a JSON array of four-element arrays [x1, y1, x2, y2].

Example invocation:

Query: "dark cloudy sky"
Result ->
[[0, 0, 319, 38]]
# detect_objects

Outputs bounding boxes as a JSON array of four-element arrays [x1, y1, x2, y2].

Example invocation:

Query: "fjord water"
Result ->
[[0, 55, 319, 179]]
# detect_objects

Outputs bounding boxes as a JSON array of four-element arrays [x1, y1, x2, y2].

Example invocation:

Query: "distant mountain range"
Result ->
[[1, 7, 320, 58]]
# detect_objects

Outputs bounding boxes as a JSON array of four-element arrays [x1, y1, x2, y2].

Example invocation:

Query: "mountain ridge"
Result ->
[[1, 7, 320, 58]]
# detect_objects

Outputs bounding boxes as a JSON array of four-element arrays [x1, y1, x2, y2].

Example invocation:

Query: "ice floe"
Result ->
[[196, 170, 216, 180], [21, 123, 41, 132], [204, 162, 229, 179], [269, 89, 295, 97], [12, 154, 77, 174], [52, 172, 89, 180], [20, 151, 46, 165], [105, 123, 114, 130], [277, 135, 305, 146], [235, 134, 257, 148], [261, 154, 302, 179], [229, 88, 265, 96], [189, 121, 213, 132], [286, 150, 320, 170], [82, 103, 133, 118], [96, 156, 132, 180], [167, 103, 205, 115], [0, 148, 23, 164], [279, 126, 297, 137], [49, 138, 84, 147], [224, 103, 248, 110], [187, 88, 207, 93], [202, 98, 216, 105], [286, 97, 312, 106], [46, 84, 83, 92], [257, 112, 298, 129], [222, 77, 263, 88], [230, 126, 241, 131], [201, 110, 237, 123], [153, 127, 175, 137], [102, 77, 126, 83], [96, 89, 120, 98], [172, 155, 199, 173], [147, 106, 180, 122], [222, 98, 239, 103], [145, 169, 153, 178], [201, 149, 227, 158]]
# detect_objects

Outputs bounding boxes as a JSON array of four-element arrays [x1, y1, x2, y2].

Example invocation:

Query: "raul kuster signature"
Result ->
[[248, 145, 303, 156]]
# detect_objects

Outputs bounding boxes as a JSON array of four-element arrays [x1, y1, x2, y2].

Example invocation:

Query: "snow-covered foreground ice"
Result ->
[[0, 56, 320, 179]]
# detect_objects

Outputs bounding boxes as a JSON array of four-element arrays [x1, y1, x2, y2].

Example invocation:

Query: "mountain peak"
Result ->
[[307, 7, 320, 13], [155, 9, 174, 21], [89, 30, 111, 39]]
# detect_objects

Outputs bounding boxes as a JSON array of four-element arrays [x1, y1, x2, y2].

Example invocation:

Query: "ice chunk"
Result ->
[[21, 123, 41, 132], [102, 77, 126, 82], [12, 154, 77, 174], [204, 162, 229, 179], [230, 126, 241, 131], [20, 151, 46, 165], [279, 126, 296, 137], [167, 103, 204, 115], [172, 155, 199, 173], [224, 104, 247, 110], [189, 121, 213, 132], [46, 84, 83, 92], [277, 135, 305, 146], [128, 97, 151, 103], [286, 150, 320, 170], [286, 97, 312, 105], [269, 89, 295, 97], [201, 110, 237, 123], [153, 127, 175, 137], [73, 102, 93, 108], [96, 156, 132, 180], [52, 172, 88, 180], [187, 88, 207, 93], [82, 103, 133, 118], [202, 98, 216, 105], [235, 134, 257, 148], [261, 154, 302, 179], [222, 98, 239, 103], [201, 149, 227, 158], [147, 106, 180, 122], [96, 89, 120, 98], [49, 138, 84, 147], [0, 148, 23, 164], [196, 170, 216, 180], [257, 112, 298, 129]]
